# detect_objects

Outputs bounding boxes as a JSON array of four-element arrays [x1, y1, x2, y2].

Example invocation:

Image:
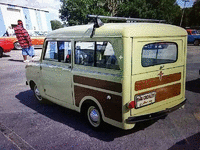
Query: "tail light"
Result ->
[[127, 101, 135, 109]]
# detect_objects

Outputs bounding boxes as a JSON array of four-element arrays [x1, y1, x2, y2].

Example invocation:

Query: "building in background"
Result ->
[[0, 3, 52, 37]]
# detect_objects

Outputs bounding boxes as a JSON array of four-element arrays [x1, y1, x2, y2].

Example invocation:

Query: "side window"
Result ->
[[75, 41, 120, 70], [96, 42, 120, 70], [58, 41, 71, 63], [44, 41, 58, 61], [44, 41, 71, 63], [75, 42, 94, 66]]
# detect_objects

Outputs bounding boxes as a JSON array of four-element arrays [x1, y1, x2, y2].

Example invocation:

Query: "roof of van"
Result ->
[[47, 23, 187, 38]]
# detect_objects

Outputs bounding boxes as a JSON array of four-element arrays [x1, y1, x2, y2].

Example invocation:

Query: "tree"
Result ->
[[59, 0, 182, 26], [117, 0, 182, 24], [187, 0, 200, 27], [178, 7, 192, 27], [105, 0, 124, 16], [59, 0, 110, 26], [178, 0, 200, 28], [50, 20, 63, 30]]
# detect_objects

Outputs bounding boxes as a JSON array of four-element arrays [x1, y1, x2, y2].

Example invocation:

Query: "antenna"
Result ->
[[88, 15, 165, 23]]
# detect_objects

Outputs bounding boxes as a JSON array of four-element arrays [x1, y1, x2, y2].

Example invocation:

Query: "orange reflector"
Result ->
[[128, 101, 135, 109]]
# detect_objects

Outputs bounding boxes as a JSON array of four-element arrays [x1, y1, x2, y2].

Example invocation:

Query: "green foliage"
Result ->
[[50, 20, 63, 30], [59, 0, 200, 27], [178, 0, 200, 28], [187, 0, 200, 27], [117, 0, 181, 24], [59, 0, 110, 26]]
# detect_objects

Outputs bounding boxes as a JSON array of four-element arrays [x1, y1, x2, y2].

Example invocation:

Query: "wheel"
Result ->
[[33, 84, 44, 102], [194, 40, 199, 46], [86, 104, 103, 129], [0, 47, 3, 58], [14, 41, 21, 50]]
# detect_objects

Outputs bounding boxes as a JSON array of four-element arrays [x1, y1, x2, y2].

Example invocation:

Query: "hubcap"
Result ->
[[87, 106, 100, 127], [14, 42, 21, 49], [90, 109, 99, 122], [34, 85, 42, 101]]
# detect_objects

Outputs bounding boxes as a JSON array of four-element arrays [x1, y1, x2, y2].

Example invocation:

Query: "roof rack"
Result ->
[[88, 15, 165, 23]]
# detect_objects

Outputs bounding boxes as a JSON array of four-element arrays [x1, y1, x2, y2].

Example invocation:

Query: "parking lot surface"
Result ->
[[0, 47, 200, 150]]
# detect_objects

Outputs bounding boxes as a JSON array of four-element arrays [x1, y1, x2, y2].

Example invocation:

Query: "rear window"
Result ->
[[141, 42, 178, 67]]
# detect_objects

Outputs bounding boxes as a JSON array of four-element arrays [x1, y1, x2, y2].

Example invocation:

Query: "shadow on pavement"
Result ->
[[1, 54, 10, 58], [12, 48, 42, 50], [8, 59, 23, 62], [16, 90, 159, 142], [186, 78, 200, 93], [168, 132, 200, 150]]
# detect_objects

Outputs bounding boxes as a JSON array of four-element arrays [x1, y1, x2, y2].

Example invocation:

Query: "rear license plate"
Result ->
[[135, 92, 156, 108]]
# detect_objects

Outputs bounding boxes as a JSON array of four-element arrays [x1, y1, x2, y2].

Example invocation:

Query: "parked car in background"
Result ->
[[12, 36, 45, 49], [0, 38, 14, 58], [0, 30, 46, 50], [186, 29, 200, 46]]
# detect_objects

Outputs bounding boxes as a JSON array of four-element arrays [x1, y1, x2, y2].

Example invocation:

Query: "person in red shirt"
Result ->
[[14, 20, 35, 62]]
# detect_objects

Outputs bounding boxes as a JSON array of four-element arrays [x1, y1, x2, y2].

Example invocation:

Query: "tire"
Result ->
[[33, 84, 45, 103], [86, 103, 103, 129], [0, 47, 3, 58], [194, 40, 199, 46], [14, 41, 21, 50]]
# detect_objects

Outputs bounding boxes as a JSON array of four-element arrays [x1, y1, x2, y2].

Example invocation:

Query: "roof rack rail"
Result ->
[[88, 15, 165, 23]]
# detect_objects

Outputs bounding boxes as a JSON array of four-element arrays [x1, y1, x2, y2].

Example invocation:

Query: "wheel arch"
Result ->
[[0, 47, 3, 57], [29, 80, 36, 90], [79, 96, 106, 121], [194, 39, 200, 46], [14, 41, 21, 49]]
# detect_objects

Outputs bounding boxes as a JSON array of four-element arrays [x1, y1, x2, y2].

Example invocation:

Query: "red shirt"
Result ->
[[14, 25, 32, 48]]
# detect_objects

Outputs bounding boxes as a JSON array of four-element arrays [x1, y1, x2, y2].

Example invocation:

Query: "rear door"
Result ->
[[131, 37, 186, 115]]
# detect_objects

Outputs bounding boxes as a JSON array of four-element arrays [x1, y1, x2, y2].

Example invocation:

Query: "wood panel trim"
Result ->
[[135, 83, 181, 103], [74, 85, 122, 122], [135, 72, 181, 91], [74, 75, 122, 93]]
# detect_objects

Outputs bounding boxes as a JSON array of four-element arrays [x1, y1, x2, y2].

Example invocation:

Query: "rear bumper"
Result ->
[[126, 98, 187, 124]]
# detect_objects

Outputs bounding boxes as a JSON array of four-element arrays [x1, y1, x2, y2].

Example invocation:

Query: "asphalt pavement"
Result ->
[[0, 47, 200, 150]]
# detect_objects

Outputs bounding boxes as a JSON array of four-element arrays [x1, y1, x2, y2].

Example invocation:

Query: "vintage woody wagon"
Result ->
[[26, 16, 187, 130]]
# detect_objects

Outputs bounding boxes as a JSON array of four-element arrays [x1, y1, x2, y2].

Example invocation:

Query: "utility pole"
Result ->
[[180, 0, 189, 27]]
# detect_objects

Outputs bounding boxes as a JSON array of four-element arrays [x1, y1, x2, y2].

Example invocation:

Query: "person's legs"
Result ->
[[23, 55, 27, 60], [27, 46, 35, 57], [28, 46, 36, 61], [22, 48, 29, 62]]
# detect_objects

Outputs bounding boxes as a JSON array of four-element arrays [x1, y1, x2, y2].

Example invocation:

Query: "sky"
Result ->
[[0, 0, 197, 22], [176, 0, 196, 8], [0, 0, 61, 21]]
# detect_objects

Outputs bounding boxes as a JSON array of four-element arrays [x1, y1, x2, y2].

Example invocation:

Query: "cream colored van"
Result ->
[[26, 16, 187, 130]]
